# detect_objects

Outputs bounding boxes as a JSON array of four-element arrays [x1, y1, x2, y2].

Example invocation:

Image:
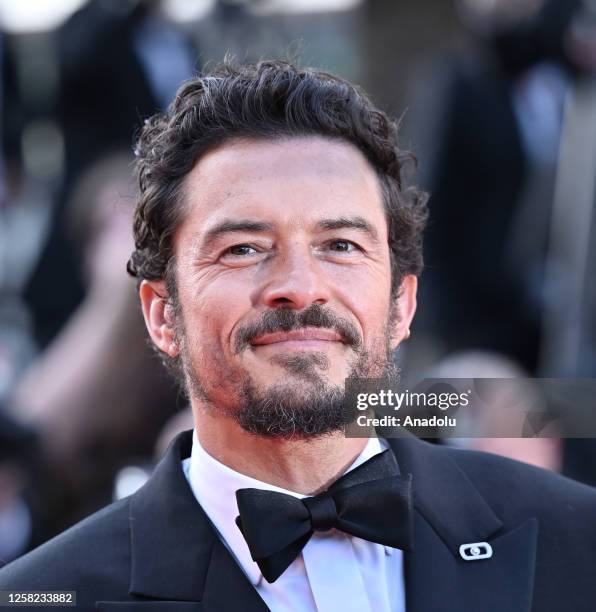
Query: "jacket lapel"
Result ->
[[125, 431, 269, 612], [387, 435, 538, 612]]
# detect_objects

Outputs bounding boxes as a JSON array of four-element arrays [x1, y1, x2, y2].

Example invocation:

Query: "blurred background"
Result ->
[[0, 0, 595, 565]]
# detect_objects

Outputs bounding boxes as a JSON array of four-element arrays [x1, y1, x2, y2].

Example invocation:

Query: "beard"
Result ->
[[177, 303, 400, 439]]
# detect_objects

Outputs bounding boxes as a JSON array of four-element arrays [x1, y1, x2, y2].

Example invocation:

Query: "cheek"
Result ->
[[336, 269, 392, 334], [183, 304, 224, 353], [362, 302, 393, 348], [180, 300, 243, 403], [182, 282, 248, 357], [328, 255, 392, 291]]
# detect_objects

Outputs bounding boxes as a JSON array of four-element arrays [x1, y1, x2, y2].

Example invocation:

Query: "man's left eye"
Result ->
[[327, 240, 359, 252], [226, 244, 258, 256]]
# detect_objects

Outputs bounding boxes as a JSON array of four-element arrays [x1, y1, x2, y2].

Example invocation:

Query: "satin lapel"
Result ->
[[127, 430, 268, 611], [405, 511, 537, 612], [386, 435, 537, 612], [201, 537, 269, 612]]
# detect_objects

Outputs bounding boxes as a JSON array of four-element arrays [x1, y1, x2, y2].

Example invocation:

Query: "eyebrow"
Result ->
[[316, 216, 380, 243], [200, 219, 275, 252]]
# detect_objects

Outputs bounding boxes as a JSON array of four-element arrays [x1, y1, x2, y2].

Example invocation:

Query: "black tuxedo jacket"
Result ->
[[1, 429, 595, 611]]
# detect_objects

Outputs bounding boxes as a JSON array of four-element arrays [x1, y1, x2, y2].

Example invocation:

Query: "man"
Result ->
[[1, 59, 595, 611]]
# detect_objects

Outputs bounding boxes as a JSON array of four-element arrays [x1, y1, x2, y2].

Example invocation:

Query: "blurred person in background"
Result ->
[[23, 0, 198, 349], [426, 350, 562, 471], [1, 0, 197, 547], [0, 28, 39, 405], [1, 29, 49, 564], [413, 0, 596, 375], [5, 153, 179, 539]]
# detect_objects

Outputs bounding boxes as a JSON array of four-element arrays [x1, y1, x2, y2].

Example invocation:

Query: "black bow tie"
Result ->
[[235, 448, 413, 583]]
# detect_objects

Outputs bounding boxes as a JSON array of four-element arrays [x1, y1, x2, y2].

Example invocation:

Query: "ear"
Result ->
[[139, 280, 180, 357], [389, 274, 417, 351]]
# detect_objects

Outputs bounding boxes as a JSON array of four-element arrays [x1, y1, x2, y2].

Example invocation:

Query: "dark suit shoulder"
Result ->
[[442, 444, 596, 540], [443, 444, 596, 501], [0, 496, 131, 598]]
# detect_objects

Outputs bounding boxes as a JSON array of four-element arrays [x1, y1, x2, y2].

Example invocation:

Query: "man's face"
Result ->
[[142, 136, 416, 437]]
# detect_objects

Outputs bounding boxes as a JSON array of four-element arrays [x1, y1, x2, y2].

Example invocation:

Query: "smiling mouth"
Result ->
[[250, 327, 343, 349]]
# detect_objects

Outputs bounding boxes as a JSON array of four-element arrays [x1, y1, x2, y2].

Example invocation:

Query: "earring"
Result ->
[[404, 328, 411, 340]]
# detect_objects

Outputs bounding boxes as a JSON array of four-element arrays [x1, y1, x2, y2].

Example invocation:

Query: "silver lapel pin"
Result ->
[[459, 541, 493, 561]]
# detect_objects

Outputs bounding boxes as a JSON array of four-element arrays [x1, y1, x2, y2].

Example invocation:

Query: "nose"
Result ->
[[257, 246, 331, 310]]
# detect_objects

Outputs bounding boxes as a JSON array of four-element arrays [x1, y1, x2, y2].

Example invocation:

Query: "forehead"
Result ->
[[178, 136, 387, 238]]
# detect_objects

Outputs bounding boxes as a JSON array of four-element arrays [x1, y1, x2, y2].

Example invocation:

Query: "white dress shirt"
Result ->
[[182, 431, 406, 612]]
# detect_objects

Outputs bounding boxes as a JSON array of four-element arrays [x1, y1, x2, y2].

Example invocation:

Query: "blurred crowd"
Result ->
[[0, 0, 595, 565]]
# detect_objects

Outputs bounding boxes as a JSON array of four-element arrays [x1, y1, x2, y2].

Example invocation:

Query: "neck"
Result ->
[[193, 408, 367, 495]]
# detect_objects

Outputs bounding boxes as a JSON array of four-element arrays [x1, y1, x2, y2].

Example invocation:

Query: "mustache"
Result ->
[[233, 304, 363, 354]]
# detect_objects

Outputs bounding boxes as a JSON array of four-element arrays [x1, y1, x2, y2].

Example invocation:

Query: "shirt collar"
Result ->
[[182, 430, 389, 586]]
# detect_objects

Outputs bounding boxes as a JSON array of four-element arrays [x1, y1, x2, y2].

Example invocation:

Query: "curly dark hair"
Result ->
[[128, 58, 428, 301]]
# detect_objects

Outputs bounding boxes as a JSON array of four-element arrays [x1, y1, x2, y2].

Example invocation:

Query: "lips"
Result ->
[[250, 327, 343, 346]]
